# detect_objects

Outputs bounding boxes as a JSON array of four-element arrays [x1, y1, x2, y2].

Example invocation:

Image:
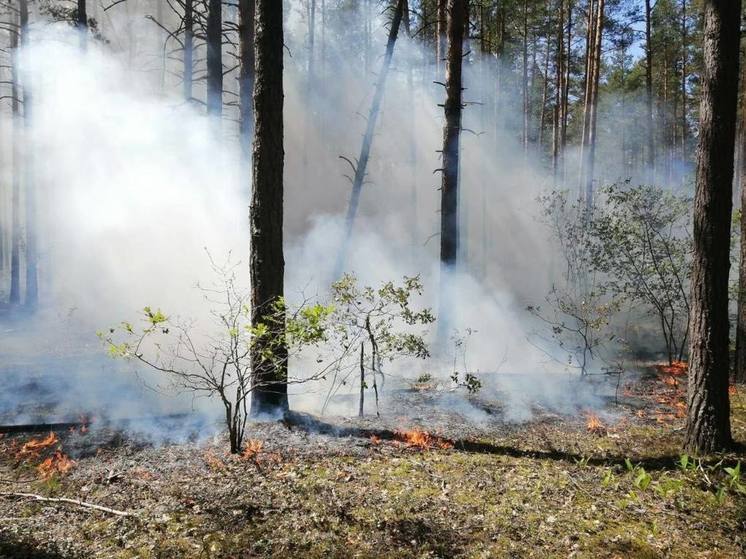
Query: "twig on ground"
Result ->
[[0, 492, 135, 517]]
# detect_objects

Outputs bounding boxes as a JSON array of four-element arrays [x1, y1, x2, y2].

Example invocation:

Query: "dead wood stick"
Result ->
[[0, 492, 134, 517]]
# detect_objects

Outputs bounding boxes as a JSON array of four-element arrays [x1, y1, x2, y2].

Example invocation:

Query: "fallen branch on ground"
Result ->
[[0, 492, 135, 517]]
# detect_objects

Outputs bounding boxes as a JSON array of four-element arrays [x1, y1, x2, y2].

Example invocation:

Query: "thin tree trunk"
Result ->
[[680, 0, 688, 159], [645, 0, 655, 179], [206, 0, 223, 117], [20, 0, 36, 309], [9, 13, 20, 305], [440, 0, 465, 268], [358, 343, 365, 418], [538, 37, 550, 147], [239, 0, 255, 158], [250, 0, 288, 416], [183, 0, 194, 101], [522, 0, 529, 154], [553, 0, 565, 180], [335, 0, 406, 276], [584, 0, 603, 214], [685, 0, 741, 454]]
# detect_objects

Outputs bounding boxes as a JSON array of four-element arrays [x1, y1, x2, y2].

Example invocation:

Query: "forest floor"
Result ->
[[1, 366, 745, 559]]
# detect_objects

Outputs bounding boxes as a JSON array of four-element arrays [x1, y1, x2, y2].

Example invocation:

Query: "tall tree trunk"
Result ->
[[206, 0, 223, 117], [239, 0, 255, 157], [250, 0, 288, 416], [20, 0, 36, 309], [183, 0, 194, 101], [645, 0, 655, 179], [335, 0, 406, 276], [440, 0, 465, 268], [685, 0, 741, 454], [584, 0, 603, 213], [9, 13, 20, 305]]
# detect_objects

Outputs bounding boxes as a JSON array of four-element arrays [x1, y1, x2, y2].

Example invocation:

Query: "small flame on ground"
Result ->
[[656, 361, 688, 376], [17, 432, 59, 458], [241, 439, 264, 460], [37, 451, 75, 480], [369, 435, 381, 445], [729, 385, 737, 397], [585, 412, 606, 435], [393, 429, 453, 450]]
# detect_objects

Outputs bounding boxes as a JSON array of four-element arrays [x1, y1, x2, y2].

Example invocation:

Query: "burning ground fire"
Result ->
[[6, 432, 77, 480], [391, 429, 454, 450]]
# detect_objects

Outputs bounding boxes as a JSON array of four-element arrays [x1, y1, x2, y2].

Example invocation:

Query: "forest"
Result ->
[[0, 0, 744, 557]]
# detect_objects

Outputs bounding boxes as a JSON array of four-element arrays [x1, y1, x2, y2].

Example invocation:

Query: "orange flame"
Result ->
[[17, 433, 59, 458], [369, 435, 381, 445], [36, 451, 75, 480], [585, 412, 606, 435], [661, 376, 678, 387], [729, 385, 737, 397], [241, 439, 264, 460], [393, 429, 453, 450], [656, 361, 688, 376]]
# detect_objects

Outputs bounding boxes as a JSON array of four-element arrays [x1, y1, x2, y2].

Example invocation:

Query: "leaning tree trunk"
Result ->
[[239, 0, 255, 158], [250, 0, 288, 416], [440, 0, 465, 269], [20, 0, 36, 309], [334, 0, 405, 277], [206, 0, 223, 117], [9, 14, 20, 305], [183, 0, 194, 101], [685, 0, 741, 454]]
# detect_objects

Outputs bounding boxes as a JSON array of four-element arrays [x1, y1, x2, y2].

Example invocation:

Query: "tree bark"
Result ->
[[733, 28, 746, 383], [685, 0, 741, 454], [437, 0, 447, 77], [206, 0, 223, 117], [183, 0, 194, 101], [250, 0, 288, 416], [440, 0, 465, 268]]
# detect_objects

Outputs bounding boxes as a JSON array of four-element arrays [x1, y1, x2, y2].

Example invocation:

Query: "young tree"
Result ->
[[250, 0, 287, 415], [685, 0, 741, 454]]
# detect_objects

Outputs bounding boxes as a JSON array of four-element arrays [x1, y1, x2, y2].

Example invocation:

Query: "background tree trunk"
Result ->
[[206, 0, 223, 117], [239, 0, 255, 158], [9, 12, 21, 305], [20, 0, 36, 309], [250, 0, 288, 416], [183, 0, 194, 101], [440, 0, 465, 268], [77, 0, 87, 50], [437, 0, 447, 77], [645, 0, 655, 178], [685, 0, 741, 454]]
